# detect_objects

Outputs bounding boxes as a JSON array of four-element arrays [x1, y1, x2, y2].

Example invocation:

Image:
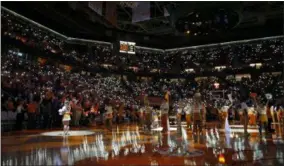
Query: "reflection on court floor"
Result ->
[[2, 124, 284, 166]]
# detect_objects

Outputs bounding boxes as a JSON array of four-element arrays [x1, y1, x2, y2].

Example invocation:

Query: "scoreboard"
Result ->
[[119, 41, 136, 54]]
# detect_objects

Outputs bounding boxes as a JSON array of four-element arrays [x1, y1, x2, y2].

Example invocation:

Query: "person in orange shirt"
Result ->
[[89, 103, 99, 126], [27, 100, 38, 129], [93, 103, 99, 114]]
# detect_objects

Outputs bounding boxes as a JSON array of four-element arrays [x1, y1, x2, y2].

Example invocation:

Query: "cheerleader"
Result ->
[[144, 96, 152, 132], [220, 99, 233, 129], [145, 105, 152, 132], [104, 103, 113, 131], [176, 103, 183, 135], [152, 109, 159, 129], [265, 94, 274, 133], [280, 106, 284, 126], [58, 100, 72, 136], [253, 97, 268, 136], [241, 102, 250, 136], [184, 102, 192, 129], [192, 92, 204, 135], [160, 98, 170, 133], [276, 106, 281, 124], [138, 105, 145, 128]]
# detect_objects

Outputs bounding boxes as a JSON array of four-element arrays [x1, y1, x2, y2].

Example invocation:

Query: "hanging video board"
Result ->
[[119, 41, 136, 54]]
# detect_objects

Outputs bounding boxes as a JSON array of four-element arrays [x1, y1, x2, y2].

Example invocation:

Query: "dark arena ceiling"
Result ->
[[2, 1, 283, 49]]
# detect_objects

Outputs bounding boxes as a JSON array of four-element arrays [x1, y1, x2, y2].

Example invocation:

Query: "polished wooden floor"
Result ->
[[1, 123, 284, 166]]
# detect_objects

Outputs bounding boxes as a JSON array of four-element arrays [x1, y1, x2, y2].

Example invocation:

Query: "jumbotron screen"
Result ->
[[119, 41, 136, 54]]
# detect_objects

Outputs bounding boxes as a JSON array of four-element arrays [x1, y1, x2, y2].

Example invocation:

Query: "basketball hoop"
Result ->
[[265, 93, 272, 100]]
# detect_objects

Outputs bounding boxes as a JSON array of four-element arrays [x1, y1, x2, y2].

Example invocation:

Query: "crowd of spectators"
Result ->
[[1, 9, 284, 131], [170, 37, 284, 70], [2, 46, 283, 130], [2, 9, 283, 74], [1, 50, 140, 129]]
